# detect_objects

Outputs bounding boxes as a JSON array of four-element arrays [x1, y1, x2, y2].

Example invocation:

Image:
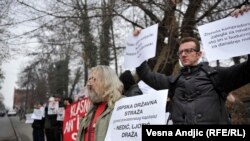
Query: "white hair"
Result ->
[[90, 65, 123, 107]]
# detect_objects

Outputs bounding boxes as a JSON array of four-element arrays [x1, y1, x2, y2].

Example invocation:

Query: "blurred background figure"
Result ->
[[32, 102, 45, 141], [44, 96, 58, 141], [54, 94, 64, 141], [64, 97, 73, 107]]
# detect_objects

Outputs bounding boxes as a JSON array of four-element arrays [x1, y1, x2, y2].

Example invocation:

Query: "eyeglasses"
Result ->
[[177, 48, 198, 56], [88, 76, 97, 81]]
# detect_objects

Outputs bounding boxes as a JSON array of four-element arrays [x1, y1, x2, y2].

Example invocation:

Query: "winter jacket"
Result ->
[[32, 118, 45, 129], [124, 84, 143, 97], [44, 106, 57, 129], [76, 103, 115, 141], [136, 56, 250, 124]]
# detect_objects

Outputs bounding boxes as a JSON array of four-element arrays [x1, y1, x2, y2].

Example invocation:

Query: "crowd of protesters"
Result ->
[[29, 95, 73, 141], [19, 5, 250, 141]]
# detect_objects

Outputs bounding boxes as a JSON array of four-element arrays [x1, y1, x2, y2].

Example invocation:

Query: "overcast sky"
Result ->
[[0, 2, 35, 109], [1, 55, 30, 108]]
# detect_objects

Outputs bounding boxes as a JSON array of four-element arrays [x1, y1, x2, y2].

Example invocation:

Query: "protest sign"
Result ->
[[124, 24, 158, 69], [105, 90, 168, 141], [48, 101, 59, 115], [31, 108, 44, 120], [57, 107, 65, 121], [25, 113, 34, 124], [63, 98, 91, 141], [198, 12, 250, 61]]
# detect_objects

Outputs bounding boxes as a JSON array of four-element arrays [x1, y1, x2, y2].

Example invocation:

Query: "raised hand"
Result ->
[[133, 27, 142, 36], [231, 5, 250, 17]]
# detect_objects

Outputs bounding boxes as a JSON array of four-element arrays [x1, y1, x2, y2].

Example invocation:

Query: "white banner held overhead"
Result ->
[[198, 12, 250, 61], [105, 90, 168, 141], [124, 24, 158, 69]]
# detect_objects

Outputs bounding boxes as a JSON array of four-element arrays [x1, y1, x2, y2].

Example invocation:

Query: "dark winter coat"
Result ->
[[136, 56, 250, 124], [32, 118, 45, 129], [124, 84, 143, 97]]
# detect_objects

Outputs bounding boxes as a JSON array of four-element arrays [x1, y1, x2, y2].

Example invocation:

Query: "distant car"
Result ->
[[7, 109, 17, 116], [0, 110, 5, 117]]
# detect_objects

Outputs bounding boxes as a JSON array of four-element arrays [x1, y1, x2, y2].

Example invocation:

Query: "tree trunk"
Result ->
[[150, 0, 179, 75], [100, 0, 113, 65]]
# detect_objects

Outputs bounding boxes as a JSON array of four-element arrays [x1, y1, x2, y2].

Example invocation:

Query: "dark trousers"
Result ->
[[33, 129, 45, 141], [45, 128, 62, 141], [55, 128, 62, 141]]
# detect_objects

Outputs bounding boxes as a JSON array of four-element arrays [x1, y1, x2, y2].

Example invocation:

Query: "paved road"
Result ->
[[0, 115, 17, 141], [0, 115, 33, 141]]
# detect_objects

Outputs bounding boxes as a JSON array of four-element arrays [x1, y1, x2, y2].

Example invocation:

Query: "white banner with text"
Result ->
[[124, 24, 158, 69], [198, 12, 250, 61], [105, 90, 168, 141]]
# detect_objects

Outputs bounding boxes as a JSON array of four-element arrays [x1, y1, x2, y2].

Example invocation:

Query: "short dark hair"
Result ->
[[53, 94, 61, 98], [35, 101, 43, 106], [180, 37, 200, 51], [39, 101, 44, 105], [64, 97, 73, 104]]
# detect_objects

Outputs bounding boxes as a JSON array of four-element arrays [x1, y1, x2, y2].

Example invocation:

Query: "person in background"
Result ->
[[44, 96, 58, 141], [119, 70, 142, 97], [76, 65, 123, 141], [18, 106, 25, 121], [54, 94, 64, 141], [133, 5, 250, 124], [64, 97, 73, 107], [32, 102, 45, 141]]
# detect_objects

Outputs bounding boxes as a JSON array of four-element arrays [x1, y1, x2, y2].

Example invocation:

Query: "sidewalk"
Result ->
[[11, 116, 33, 141]]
